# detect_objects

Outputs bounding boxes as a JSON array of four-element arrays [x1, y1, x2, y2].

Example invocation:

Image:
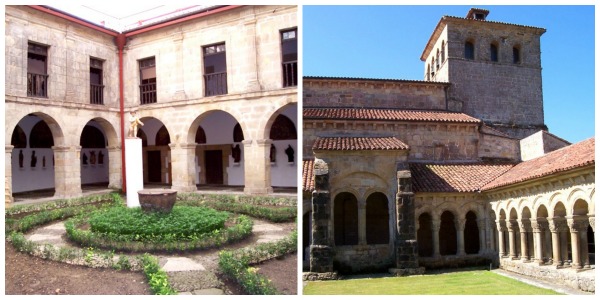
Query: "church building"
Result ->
[[302, 8, 594, 293]]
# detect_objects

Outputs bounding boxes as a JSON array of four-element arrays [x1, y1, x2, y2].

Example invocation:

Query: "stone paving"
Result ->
[[25, 218, 292, 295]]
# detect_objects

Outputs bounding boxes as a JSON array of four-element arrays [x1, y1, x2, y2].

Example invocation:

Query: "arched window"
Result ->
[[155, 125, 171, 146], [80, 125, 106, 148], [269, 115, 297, 140], [439, 211, 457, 255], [441, 41, 445, 62], [334, 192, 358, 246], [233, 123, 244, 143], [464, 41, 475, 60], [426, 64, 431, 81], [366, 192, 389, 244], [430, 57, 435, 76], [513, 46, 521, 64], [436, 49, 440, 70], [490, 43, 498, 62], [464, 211, 480, 254], [29, 121, 54, 148], [418, 213, 433, 257], [195, 126, 207, 144]]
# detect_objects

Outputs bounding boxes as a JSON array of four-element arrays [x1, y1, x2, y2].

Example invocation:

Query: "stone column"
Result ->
[[531, 219, 544, 265], [107, 145, 122, 190], [548, 218, 567, 267], [5, 145, 14, 206], [432, 219, 441, 258], [310, 158, 335, 275], [478, 219, 486, 254], [507, 221, 518, 259], [567, 217, 587, 269], [518, 220, 530, 262], [243, 17, 262, 92], [243, 139, 273, 194], [496, 221, 506, 257], [169, 143, 197, 192], [52, 146, 83, 199], [456, 218, 466, 255], [171, 29, 187, 100], [389, 167, 424, 276], [358, 200, 367, 245]]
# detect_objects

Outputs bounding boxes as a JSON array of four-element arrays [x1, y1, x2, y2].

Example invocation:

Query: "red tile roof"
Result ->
[[483, 137, 595, 190], [410, 163, 514, 192], [303, 108, 480, 123], [313, 137, 410, 151], [302, 159, 314, 191]]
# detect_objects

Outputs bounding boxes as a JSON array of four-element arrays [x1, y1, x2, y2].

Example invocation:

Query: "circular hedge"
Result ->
[[88, 206, 228, 240]]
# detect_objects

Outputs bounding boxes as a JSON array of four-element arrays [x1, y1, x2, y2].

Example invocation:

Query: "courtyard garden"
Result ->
[[5, 192, 297, 295], [303, 268, 562, 295]]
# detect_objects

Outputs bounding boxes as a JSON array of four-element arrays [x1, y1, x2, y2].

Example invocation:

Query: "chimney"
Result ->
[[466, 8, 489, 21]]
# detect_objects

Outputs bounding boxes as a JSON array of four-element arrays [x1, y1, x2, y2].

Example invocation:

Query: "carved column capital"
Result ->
[[567, 217, 589, 233], [456, 218, 466, 231], [547, 218, 568, 233]]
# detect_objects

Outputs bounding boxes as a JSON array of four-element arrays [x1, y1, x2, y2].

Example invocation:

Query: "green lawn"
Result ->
[[303, 270, 562, 295]]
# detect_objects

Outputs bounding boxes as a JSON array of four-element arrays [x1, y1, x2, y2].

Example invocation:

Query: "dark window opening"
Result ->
[[441, 41, 446, 62], [464, 41, 475, 60], [29, 121, 54, 148], [155, 125, 171, 146], [27, 42, 48, 98], [439, 211, 457, 255], [90, 58, 104, 105], [233, 123, 244, 143], [195, 126, 207, 144], [418, 213, 433, 257], [80, 125, 106, 148], [281, 28, 297, 87], [204, 43, 227, 96], [464, 211, 480, 254], [11, 125, 27, 148], [269, 115, 297, 140], [490, 44, 498, 62], [513, 47, 521, 64], [366, 193, 389, 244], [334, 192, 358, 246], [139, 57, 157, 104]]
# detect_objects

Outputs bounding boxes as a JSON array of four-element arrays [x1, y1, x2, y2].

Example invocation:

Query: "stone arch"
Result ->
[[136, 116, 172, 185], [258, 101, 297, 142], [458, 201, 484, 219], [567, 188, 592, 216], [572, 199, 589, 217], [417, 212, 434, 257], [186, 109, 249, 145], [550, 197, 568, 218], [365, 192, 389, 245], [78, 118, 116, 189], [334, 191, 359, 246], [439, 210, 457, 255], [264, 103, 297, 187]]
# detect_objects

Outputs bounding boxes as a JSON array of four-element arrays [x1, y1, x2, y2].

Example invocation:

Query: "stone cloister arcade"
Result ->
[[6, 101, 297, 202]]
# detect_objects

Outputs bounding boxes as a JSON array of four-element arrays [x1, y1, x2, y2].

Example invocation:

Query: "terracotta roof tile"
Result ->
[[410, 163, 514, 192], [483, 137, 595, 190], [304, 107, 480, 123], [313, 137, 410, 151], [302, 159, 315, 191]]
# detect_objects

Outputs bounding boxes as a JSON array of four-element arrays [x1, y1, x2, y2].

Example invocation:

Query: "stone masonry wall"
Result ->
[[303, 79, 448, 110]]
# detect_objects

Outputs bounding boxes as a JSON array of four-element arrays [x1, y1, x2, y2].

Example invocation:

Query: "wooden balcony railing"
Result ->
[[140, 82, 157, 104], [204, 72, 227, 96], [282, 61, 297, 87], [90, 83, 104, 105], [27, 72, 48, 97]]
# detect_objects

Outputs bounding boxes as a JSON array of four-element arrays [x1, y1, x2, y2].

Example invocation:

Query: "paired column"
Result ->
[[456, 219, 466, 255], [548, 218, 568, 267], [531, 218, 548, 265], [496, 220, 506, 257], [507, 221, 518, 259], [518, 220, 531, 262], [567, 217, 590, 269], [432, 219, 441, 258], [358, 201, 367, 245], [478, 219, 487, 254]]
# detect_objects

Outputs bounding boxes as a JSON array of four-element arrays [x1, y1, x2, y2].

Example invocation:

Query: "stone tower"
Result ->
[[421, 8, 547, 139]]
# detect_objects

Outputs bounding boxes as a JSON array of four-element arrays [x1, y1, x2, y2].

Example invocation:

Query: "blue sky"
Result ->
[[302, 5, 595, 144]]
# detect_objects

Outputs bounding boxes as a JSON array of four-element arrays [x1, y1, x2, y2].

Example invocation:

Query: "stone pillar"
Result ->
[[518, 220, 530, 262], [52, 145, 83, 199], [171, 29, 187, 100], [169, 143, 197, 192], [548, 218, 567, 267], [243, 139, 273, 194], [389, 167, 424, 276], [496, 221, 506, 257], [309, 158, 335, 276], [243, 18, 262, 92], [5, 145, 14, 206], [432, 219, 441, 258], [478, 219, 486, 254], [358, 201, 367, 245], [567, 217, 587, 269], [107, 145, 122, 190], [456, 218, 466, 255], [531, 219, 544, 265], [507, 221, 518, 259]]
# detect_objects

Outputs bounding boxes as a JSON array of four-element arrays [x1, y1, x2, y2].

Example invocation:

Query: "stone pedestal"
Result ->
[[125, 138, 143, 207]]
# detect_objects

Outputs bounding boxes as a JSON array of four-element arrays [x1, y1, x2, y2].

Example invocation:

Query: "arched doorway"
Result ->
[[334, 192, 358, 246], [439, 211, 457, 255], [136, 117, 171, 186], [365, 192, 389, 244], [418, 213, 433, 257]]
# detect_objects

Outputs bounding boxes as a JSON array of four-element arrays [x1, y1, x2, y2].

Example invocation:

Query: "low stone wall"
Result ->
[[419, 253, 496, 270], [333, 244, 393, 274], [500, 258, 595, 293]]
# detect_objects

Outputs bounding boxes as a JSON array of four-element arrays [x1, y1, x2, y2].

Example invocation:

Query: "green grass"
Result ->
[[303, 270, 562, 295]]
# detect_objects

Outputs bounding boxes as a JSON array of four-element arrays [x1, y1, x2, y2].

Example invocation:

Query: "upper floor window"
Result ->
[[464, 41, 475, 60], [139, 57, 157, 104], [435, 49, 440, 70], [281, 28, 297, 87], [203, 43, 227, 96], [27, 42, 49, 98], [441, 41, 445, 63], [90, 58, 104, 105], [490, 43, 498, 62], [513, 46, 521, 64]]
